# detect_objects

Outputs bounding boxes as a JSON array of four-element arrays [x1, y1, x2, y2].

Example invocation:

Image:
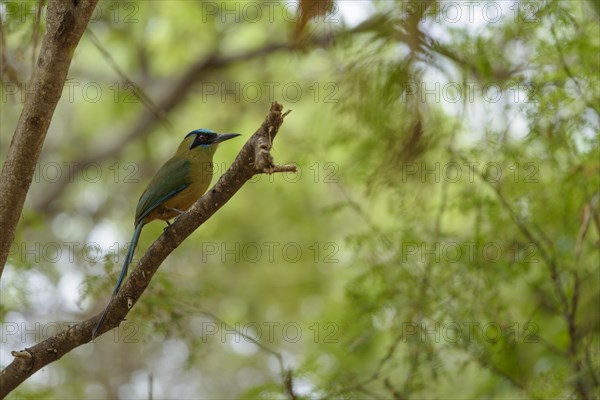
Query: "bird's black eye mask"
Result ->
[[185, 130, 240, 149], [189, 133, 216, 149]]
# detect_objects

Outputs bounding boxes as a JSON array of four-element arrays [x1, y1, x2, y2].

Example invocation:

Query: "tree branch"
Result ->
[[0, 101, 293, 398], [455, 153, 593, 398], [31, 12, 385, 213], [0, 0, 99, 279], [31, 37, 332, 213], [199, 311, 297, 400]]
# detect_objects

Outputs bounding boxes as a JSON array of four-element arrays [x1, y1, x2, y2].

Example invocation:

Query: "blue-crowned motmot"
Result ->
[[93, 129, 240, 338]]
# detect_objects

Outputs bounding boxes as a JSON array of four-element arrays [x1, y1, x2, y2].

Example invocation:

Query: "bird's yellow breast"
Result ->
[[163, 160, 213, 211], [141, 142, 218, 224]]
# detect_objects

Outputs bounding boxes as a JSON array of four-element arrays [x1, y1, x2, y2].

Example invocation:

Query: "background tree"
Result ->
[[1, 0, 598, 398]]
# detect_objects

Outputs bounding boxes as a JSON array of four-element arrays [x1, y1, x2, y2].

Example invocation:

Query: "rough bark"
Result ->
[[0, 102, 293, 397], [0, 0, 99, 279]]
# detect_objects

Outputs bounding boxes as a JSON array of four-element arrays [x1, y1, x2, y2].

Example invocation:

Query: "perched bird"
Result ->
[[93, 129, 240, 338]]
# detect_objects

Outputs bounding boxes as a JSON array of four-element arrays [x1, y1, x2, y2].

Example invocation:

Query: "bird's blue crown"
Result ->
[[185, 128, 216, 138], [186, 128, 217, 148]]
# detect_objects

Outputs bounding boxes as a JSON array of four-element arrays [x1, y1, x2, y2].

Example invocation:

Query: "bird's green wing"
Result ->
[[135, 157, 192, 225]]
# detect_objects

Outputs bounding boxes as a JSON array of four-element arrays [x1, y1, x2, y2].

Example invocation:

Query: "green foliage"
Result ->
[[1, 0, 598, 398]]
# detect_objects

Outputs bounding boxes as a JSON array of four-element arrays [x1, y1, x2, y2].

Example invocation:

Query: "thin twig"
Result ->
[[0, 101, 292, 397], [0, 17, 23, 88], [550, 26, 598, 114], [31, 38, 329, 212], [199, 311, 297, 400], [86, 29, 172, 130]]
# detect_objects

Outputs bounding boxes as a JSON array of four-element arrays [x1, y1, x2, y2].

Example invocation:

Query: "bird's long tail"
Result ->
[[93, 222, 144, 338]]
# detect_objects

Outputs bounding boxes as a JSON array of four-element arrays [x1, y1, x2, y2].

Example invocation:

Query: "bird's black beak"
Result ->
[[210, 133, 241, 144]]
